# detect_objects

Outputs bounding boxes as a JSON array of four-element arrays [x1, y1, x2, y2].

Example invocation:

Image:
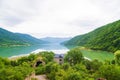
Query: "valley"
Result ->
[[0, 20, 120, 80]]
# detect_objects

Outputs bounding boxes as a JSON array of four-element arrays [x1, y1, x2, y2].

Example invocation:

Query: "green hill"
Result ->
[[64, 20, 120, 52], [0, 28, 45, 46]]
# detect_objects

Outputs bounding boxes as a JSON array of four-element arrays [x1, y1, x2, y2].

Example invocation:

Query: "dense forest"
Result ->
[[64, 20, 120, 52], [1, 48, 120, 80], [0, 28, 45, 46]]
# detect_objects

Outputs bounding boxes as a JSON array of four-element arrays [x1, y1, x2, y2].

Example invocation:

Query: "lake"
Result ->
[[0, 43, 114, 61], [0, 43, 68, 58]]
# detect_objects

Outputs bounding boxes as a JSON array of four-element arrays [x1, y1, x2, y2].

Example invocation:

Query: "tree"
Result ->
[[44, 62, 60, 80], [64, 48, 84, 65], [38, 51, 54, 63], [0, 67, 24, 80], [55, 70, 67, 80], [97, 65, 120, 80], [28, 54, 37, 61], [62, 63, 70, 70], [83, 59, 102, 73], [67, 72, 82, 80], [114, 50, 120, 65]]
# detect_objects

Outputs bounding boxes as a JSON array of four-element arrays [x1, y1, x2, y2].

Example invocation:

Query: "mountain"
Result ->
[[0, 28, 45, 46], [64, 20, 120, 52], [41, 37, 71, 44]]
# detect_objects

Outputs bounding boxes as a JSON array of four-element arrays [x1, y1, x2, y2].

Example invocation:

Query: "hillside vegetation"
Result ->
[[0, 28, 45, 46], [65, 20, 120, 52]]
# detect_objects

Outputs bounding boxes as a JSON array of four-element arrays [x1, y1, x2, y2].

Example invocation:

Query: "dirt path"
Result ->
[[35, 74, 48, 80]]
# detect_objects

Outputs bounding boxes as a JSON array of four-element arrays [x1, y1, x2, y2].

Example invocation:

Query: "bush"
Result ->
[[38, 51, 54, 63], [35, 65, 45, 75], [97, 65, 120, 80], [64, 48, 84, 65], [114, 50, 120, 65], [67, 72, 82, 80]]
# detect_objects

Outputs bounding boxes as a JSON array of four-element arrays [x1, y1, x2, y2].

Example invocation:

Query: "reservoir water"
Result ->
[[0, 43, 114, 61], [0, 43, 69, 58]]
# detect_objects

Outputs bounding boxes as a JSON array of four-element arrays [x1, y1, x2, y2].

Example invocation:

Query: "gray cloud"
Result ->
[[1, 16, 23, 26], [1, 0, 120, 27], [68, 19, 101, 27], [0, 0, 44, 26], [92, 0, 120, 19], [0, 0, 120, 37], [67, 0, 120, 30]]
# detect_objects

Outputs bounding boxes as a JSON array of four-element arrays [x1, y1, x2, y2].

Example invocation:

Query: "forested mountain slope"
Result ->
[[65, 20, 120, 52], [0, 28, 45, 46]]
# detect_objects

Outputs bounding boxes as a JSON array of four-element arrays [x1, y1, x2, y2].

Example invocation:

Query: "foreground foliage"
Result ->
[[36, 49, 120, 80], [0, 49, 120, 80], [0, 51, 54, 80]]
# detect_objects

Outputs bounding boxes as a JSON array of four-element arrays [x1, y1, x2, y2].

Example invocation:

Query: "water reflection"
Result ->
[[0, 43, 69, 57]]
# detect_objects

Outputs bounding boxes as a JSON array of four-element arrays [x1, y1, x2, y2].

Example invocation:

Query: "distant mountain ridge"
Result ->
[[0, 28, 45, 46], [64, 20, 120, 52], [41, 37, 71, 43]]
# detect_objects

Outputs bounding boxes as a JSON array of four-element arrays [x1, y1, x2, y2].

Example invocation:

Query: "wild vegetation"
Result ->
[[0, 28, 45, 46], [64, 20, 120, 52], [1, 48, 120, 80]]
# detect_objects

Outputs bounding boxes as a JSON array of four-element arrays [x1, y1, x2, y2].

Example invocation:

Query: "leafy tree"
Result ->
[[17, 54, 37, 66], [35, 64, 45, 75], [17, 56, 29, 65], [28, 54, 37, 61], [64, 48, 84, 65], [0, 67, 24, 80], [0, 57, 11, 66], [114, 50, 120, 65], [45, 62, 59, 74], [55, 70, 67, 80], [67, 72, 82, 80], [82, 59, 103, 77], [62, 63, 70, 70], [97, 65, 120, 80], [44, 62, 60, 80], [73, 63, 87, 73], [38, 51, 54, 63]]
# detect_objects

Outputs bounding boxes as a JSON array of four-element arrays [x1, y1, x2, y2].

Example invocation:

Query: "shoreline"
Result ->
[[8, 49, 69, 60], [9, 52, 91, 61]]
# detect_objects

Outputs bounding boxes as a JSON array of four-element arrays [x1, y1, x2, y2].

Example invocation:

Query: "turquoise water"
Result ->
[[0, 43, 68, 58], [81, 50, 114, 61], [0, 43, 114, 61]]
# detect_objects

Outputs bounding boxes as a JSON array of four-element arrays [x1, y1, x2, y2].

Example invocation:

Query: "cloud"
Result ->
[[0, 0, 43, 26], [0, 0, 120, 38]]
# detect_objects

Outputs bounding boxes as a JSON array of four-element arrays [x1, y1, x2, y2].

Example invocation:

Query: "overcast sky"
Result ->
[[0, 0, 120, 38]]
